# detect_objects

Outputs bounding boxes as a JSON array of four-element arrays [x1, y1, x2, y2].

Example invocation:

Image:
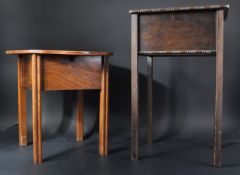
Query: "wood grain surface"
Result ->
[[6, 50, 112, 56], [213, 10, 224, 168], [131, 14, 139, 160], [31, 54, 42, 164], [129, 4, 229, 19], [76, 91, 84, 141], [140, 12, 216, 52], [17, 56, 27, 146], [21, 56, 102, 90], [99, 56, 109, 156]]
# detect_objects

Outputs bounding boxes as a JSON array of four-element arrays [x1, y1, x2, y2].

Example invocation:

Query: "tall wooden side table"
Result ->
[[130, 4, 229, 167], [6, 50, 112, 164]]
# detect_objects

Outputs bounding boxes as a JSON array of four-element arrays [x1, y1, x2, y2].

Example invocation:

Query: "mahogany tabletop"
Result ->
[[6, 50, 112, 56]]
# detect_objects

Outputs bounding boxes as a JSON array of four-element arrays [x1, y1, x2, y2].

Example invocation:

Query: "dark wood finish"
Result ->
[[99, 56, 109, 156], [21, 56, 102, 90], [139, 50, 216, 56], [131, 14, 139, 160], [147, 56, 153, 144], [214, 10, 224, 168], [76, 91, 84, 141], [129, 4, 229, 19], [6, 50, 112, 164], [130, 4, 228, 167], [139, 12, 216, 52], [17, 56, 27, 146]]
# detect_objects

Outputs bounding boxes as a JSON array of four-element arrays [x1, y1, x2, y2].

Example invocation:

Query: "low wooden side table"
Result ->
[[6, 50, 112, 164], [130, 4, 229, 167]]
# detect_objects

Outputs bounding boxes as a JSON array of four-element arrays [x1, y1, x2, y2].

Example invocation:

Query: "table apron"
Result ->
[[21, 55, 102, 90]]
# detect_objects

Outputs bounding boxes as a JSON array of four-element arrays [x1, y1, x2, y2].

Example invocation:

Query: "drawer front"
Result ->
[[22, 55, 102, 90], [139, 11, 216, 52]]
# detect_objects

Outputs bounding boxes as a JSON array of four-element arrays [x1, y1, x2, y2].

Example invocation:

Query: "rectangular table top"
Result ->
[[129, 4, 229, 19], [6, 50, 112, 56]]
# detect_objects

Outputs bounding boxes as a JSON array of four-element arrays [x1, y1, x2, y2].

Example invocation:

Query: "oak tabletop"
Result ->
[[129, 4, 229, 19], [5, 50, 112, 56]]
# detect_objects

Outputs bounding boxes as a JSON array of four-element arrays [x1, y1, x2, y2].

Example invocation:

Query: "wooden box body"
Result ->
[[139, 11, 216, 52]]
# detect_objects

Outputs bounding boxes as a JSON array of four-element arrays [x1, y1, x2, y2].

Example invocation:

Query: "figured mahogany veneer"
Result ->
[[6, 49, 112, 164], [20, 55, 102, 90], [6, 49, 111, 56]]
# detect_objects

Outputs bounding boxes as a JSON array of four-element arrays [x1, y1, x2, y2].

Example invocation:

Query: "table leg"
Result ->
[[32, 54, 42, 164], [76, 91, 84, 141], [99, 56, 109, 156], [131, 14, 139, 160], [213, 10, 224, 168], [17, 56, 27, 146], [147, 56, 153, 144], [105, 57, 109, 155]]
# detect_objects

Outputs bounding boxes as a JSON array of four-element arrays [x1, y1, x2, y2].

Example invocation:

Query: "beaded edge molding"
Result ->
[[139, 50, 216, 56], [129, 4, 229, 14]]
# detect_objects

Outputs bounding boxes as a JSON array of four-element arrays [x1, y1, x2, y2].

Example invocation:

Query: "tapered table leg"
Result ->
[[32, 54, 42, 164], [18, 56, 27, 146], [147, 56, 153, 144], [213, 10, 224, 168], [76, 91, 84, 141], [131, 14, 139, 160], [99, 56, 109, 156]]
